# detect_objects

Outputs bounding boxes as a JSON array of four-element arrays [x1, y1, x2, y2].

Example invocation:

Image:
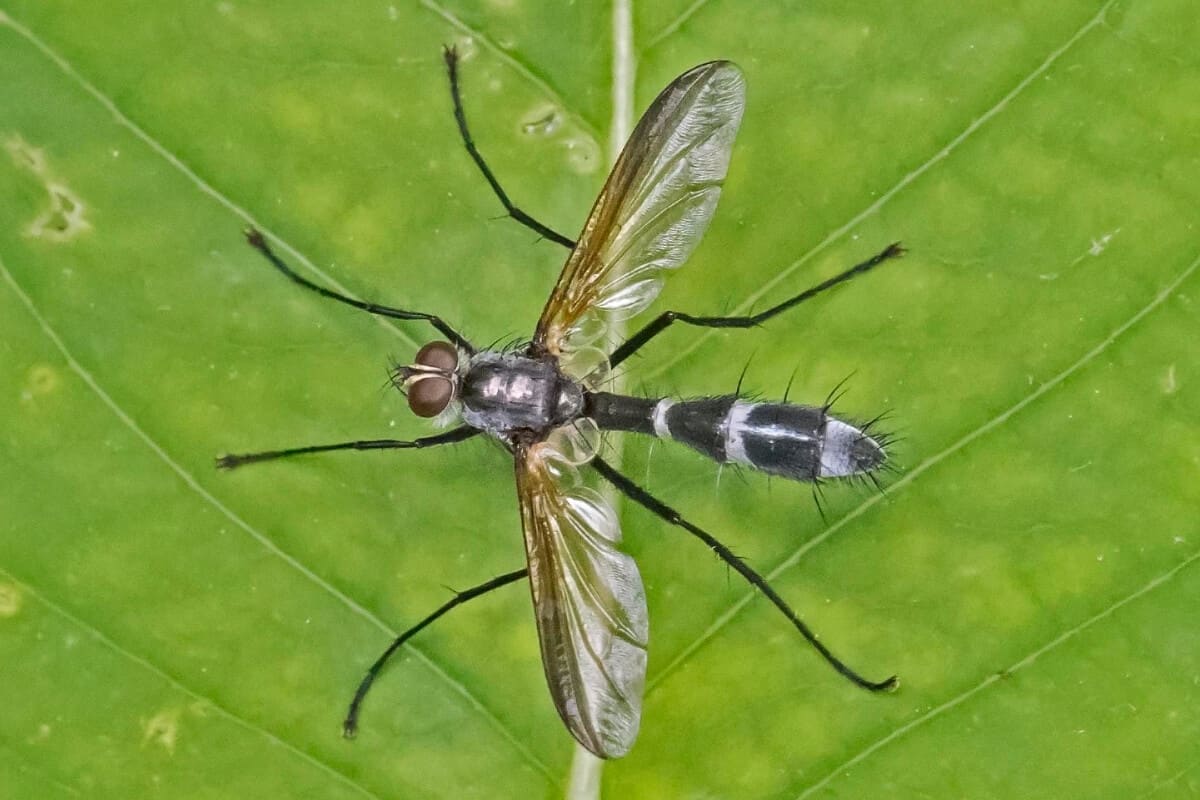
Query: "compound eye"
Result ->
[[414, 341, 458, 372], [407, 376, 453, 418]]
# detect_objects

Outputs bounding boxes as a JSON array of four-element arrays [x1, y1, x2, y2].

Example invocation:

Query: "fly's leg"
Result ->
[[243, 227, 475, 353], [216, 427, 479, 470], [443, 45, 576, 250], [591, 455, 897, 693], [343, 568, 529, 737], [608, 243, 905, 368]]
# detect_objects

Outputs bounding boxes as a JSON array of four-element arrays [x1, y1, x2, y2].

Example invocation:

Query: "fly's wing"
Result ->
[[514, 439, 649, 758], [534, 61, 745, 362]]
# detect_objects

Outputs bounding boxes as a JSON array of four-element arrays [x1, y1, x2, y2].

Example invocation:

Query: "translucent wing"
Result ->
[[514, 437, 648, 758], [534, 61, 745, 364]]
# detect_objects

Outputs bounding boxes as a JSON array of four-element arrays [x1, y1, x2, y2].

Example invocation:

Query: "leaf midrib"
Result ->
[[1, 2, 1157, 796]]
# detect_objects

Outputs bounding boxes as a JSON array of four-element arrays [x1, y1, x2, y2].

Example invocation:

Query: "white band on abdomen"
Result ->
[[819, 418, 860, 477], [722, 400, 755, 465], [651, 399, 675, 439]]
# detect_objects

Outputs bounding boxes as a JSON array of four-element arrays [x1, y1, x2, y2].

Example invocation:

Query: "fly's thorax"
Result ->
[[459, 351, 584, 435]]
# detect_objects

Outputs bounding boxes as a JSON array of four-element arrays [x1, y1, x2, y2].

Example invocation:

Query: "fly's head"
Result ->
[[392, 341, 464, 421]]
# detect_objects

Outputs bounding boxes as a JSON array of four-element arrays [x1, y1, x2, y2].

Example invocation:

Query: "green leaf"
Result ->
[[1, 1, 1198, 799]]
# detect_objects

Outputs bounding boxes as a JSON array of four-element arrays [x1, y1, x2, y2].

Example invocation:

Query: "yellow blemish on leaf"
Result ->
[[141, 708, 181, 755], [5, 134, 46, 174], [1161, 363, 1178, 394], [520, 103, 563, 137], [22, 364, 61, 402], [188, 700, 213, 718], [293, 176, 347, 224], [29, 183, 92, 241], [340, 203, 387, 263], [6, 134, 91, 241], [270, 91, 320, 132], [562, 135, 601, 175], [1034, 537, 1115, 605], [28, 367, 60, 393], [0, 583, 22, 618], [452, 36, 477, 62]]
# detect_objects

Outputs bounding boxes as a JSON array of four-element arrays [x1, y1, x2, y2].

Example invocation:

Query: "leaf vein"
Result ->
[[0, 566, 385, 800], [0, 10, 427, 350], [643, 0, 714, 51], [1133, 760, 1200, 800], [417, 0, 602, 141], [0, 739, 82, 798], [647, 245, 1200, 691], [564, 1, 637, 796], [0, 253, 556, 784], [640, 0, 1119, 382], [792, 541, 1200, 799]]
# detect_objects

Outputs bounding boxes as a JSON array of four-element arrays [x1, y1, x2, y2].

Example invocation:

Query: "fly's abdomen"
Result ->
[[588, 392, 886, 482], [721, 400, 885, 481]]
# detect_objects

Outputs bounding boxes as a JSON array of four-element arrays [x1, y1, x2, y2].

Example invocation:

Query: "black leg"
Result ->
[[216, 426, 479, 470], [591, 456, 897, 693], [243, 227, 475, 353], [343, 568, 529, 737], [443, 46, 576, 250], [608, 242, 905, 369]]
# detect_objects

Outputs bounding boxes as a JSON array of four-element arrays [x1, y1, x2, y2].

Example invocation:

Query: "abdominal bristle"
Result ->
[[848, 414, 902, 493]]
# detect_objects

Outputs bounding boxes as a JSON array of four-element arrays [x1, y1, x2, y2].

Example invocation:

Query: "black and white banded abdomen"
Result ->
[[586, 392, 886, 482]]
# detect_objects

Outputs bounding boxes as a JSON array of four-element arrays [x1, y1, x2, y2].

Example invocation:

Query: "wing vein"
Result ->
[[533, 61, 745, 360], [516, 444, 648, 758], [597, 185, 721, 293]]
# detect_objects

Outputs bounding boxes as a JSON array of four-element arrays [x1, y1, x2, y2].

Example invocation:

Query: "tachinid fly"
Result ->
[[219, 48, 904, 759]]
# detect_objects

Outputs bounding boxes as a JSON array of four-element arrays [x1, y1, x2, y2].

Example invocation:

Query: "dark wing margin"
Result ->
[[534, 61, 746, 361], [514, 440, 649, 758]]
